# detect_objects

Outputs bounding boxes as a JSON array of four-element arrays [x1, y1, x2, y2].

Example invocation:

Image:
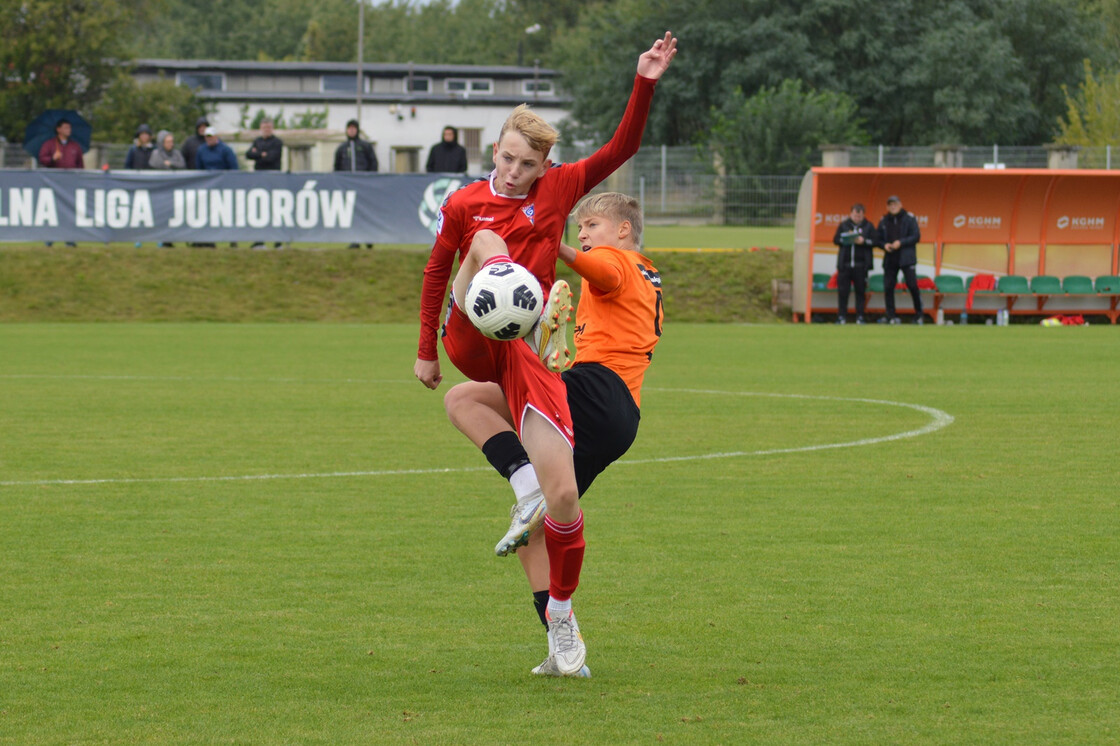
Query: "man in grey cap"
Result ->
[[124, 124, 155, 170], [181, 116, 211, 170], [876, 195, 925, 324]]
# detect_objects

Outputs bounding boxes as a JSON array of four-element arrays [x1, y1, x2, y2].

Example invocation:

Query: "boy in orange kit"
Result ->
[[414, 33, 675, 677], [444, 193, 663, 676]]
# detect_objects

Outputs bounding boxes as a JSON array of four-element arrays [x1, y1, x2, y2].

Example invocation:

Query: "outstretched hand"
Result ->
[[637, 32, 678, 80]]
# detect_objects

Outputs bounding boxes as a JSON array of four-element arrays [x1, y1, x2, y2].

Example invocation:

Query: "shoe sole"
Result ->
[[539, 281, 573, 373], [531, 661, 592, 678]]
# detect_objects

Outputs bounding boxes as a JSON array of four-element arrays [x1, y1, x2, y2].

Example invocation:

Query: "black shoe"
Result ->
[[889, 317, 902, 325], [836, 316, 847, 325], [856, 316, 867, 325], [348, 243, 360, 249], [913, 315, 926, 325]]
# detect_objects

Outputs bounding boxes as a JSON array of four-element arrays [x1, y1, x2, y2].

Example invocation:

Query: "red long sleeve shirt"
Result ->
[[416, 74, 658, 361]]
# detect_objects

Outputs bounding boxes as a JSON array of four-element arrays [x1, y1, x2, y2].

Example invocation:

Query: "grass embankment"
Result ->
[[0, 226, 793, 323]]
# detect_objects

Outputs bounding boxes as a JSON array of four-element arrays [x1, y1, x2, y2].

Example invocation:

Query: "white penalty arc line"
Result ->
[[0, 390, 952, 488]]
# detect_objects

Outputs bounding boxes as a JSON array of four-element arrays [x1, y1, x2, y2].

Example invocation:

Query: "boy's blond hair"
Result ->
[[572, 192, 644, 248], [498, 104, 559, 157]]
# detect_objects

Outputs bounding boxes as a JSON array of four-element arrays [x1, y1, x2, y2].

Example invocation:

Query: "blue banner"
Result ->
[[0, 171, 469, 243]]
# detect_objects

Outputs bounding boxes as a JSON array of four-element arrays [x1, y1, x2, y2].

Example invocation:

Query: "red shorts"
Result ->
[[442, 297, 574, 448]]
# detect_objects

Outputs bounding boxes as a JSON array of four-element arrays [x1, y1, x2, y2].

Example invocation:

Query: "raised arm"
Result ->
[[636, 31, 678, 81], [581, 33, 678, 190]]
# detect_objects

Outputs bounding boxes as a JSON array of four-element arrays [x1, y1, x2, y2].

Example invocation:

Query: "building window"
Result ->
[[322, 74, 365, 93], [446, 78, 493, 95], [461, 127, 484, 167], [407, 77, 431, 93], [521, 80, 554, 96], [177, 72, 225, 91]]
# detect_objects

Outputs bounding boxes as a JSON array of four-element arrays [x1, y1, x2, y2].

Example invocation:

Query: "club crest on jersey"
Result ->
[[522, 203, 536, 226]]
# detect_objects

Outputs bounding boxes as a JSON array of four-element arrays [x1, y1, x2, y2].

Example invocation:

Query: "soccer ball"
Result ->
[[463, 261, 542, 340]]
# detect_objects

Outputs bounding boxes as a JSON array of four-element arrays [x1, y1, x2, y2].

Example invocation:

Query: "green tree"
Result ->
[[90, 73, 212, 143], [0, 0, 138, 141], [1055, 60, 1120, 166], [895, 3, 1035, 145], [708, 80, 868, 176], [553, 0, 1093, 148], [998, 0, 1097, 143]]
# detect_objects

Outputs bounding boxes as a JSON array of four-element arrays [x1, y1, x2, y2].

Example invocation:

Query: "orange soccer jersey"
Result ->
[[566, 244, 663, 407]]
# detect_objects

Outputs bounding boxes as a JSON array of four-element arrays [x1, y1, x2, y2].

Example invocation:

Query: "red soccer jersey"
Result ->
[[416, 74, 658, 361]]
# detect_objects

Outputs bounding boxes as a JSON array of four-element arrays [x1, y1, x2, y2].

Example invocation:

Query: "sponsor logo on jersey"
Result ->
[[472, 215, 495, 222]]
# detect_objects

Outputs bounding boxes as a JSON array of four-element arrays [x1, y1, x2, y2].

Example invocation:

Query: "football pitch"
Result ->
[[1, 322, 1117, 744]]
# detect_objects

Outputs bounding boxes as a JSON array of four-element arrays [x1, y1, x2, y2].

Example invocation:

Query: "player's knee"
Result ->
[[544, 482, 579, 516], [443, 383, 469, 425]]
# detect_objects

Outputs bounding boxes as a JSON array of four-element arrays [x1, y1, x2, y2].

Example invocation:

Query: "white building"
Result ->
[[132, 58, 570, 173]]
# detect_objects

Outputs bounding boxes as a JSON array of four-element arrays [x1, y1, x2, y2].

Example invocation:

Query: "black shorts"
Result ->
[[563, 362, 641, 497]]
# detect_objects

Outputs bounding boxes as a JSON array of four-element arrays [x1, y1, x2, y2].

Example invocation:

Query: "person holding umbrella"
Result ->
[[37, 118, 84, 169]]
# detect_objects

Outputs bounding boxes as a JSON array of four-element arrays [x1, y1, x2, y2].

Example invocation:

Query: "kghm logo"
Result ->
[[814, 212, 845, 225], [1057, 215, 1106, 230], [953, 214, 1002, 229]]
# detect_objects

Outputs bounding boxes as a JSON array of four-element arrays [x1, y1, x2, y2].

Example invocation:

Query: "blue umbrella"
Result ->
[[23, 109, 93, 157]]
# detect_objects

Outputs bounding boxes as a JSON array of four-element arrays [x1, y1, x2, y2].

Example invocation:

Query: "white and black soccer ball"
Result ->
[[463, 261, 542, 340]]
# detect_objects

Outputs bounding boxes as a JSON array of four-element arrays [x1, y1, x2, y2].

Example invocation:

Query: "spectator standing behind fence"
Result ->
[[39, 118, 82, 246], [38, 119, 84, 169], [877, 195, 925, 325], [196, 127, 239, 248], [181, 116, 210, 169], [334, 119, 376, 248], [124, 124, 155, 170], [149, 130, 184, 249], [149, 131, 185, 170], [246, 119, 283, 171], [832, 203, 876, 324], [425, 125, 468, 173], [334, 119, 378, 172], [196, 127, 239, 171], [246, 119, 284, 250]]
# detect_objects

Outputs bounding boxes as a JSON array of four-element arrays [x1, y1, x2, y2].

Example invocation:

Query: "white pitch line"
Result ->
[[0, 390, 952, 488]]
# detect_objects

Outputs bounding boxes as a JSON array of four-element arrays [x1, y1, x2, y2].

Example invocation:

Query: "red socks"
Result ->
[[543, 511, 585, 601], [481, 254, 514, 269]]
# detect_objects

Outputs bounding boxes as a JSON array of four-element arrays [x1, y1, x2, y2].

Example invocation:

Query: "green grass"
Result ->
[[1, 323, 1118, 744], [0, 229, 793, 323]]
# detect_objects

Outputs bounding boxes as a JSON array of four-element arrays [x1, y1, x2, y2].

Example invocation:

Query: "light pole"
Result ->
[[518, 23, 541, 68], [356, 0, 364, 127]]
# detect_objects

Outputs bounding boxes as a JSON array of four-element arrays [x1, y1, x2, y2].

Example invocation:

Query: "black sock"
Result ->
[[532, 589, 550, 630], [481, 431, 530, 479]]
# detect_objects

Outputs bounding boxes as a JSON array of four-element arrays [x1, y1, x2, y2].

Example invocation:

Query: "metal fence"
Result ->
[[6, 141, 1119, 226]]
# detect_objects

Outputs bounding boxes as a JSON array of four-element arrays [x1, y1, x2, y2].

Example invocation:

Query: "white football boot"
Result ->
[[527, 279, 573, 372], [546, 607, 587, 676], [494, 488, 546, 557]]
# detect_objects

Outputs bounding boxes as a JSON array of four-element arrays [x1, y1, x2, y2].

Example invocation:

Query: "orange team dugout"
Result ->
[[792, 168, 1120, 323]]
